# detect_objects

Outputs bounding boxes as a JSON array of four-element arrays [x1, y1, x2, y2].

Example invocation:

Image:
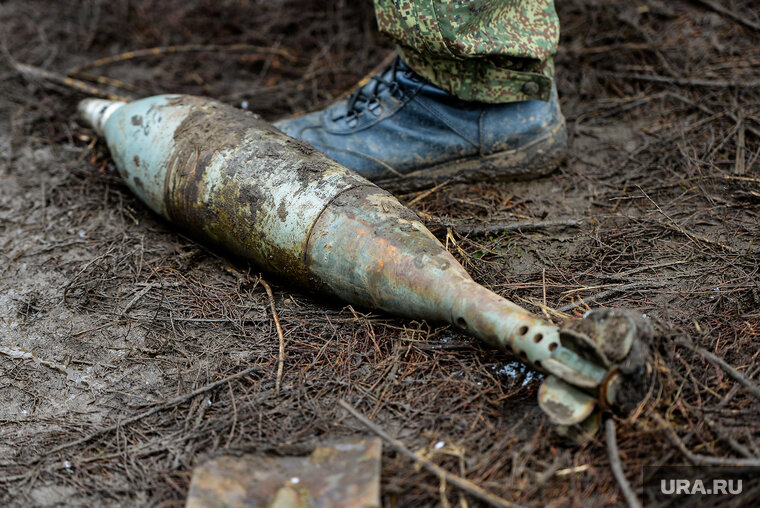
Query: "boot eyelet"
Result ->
[[367, 99, 383, 116]]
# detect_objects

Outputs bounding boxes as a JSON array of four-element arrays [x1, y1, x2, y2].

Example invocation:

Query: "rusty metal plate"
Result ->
[[186, 438, 382, 508]]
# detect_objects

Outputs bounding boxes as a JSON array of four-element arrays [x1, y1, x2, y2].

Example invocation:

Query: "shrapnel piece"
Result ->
[[186, 438, 382, 508]]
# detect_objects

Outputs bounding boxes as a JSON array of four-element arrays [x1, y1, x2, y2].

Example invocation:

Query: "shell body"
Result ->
[[80, 94, 555, 352]]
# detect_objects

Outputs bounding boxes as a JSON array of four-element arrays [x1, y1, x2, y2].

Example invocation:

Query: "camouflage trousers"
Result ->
[[373, 0, 559, 103]]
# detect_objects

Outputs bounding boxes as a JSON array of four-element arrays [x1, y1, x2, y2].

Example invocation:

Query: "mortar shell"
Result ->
[[78, 94, 603, 389]]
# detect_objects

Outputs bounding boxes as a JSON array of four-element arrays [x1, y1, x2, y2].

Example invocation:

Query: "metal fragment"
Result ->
[[538, 374, 596, 426], [186, 438, 382, 508]]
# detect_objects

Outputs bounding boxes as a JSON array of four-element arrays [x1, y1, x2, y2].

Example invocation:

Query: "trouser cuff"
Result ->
[[398, 46, 554, 103]]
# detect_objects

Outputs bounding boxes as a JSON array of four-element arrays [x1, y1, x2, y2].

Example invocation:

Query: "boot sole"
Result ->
[[375, 119, 568, 193]]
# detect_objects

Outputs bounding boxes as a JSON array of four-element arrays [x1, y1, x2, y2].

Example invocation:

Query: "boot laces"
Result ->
[[343, 57, 404, 120]]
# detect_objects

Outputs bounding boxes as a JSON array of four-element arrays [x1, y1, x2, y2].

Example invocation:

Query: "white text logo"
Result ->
[[660, 479, 742, 495]]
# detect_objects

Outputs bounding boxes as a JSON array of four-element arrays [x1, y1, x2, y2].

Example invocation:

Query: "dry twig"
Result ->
[[67, 43, 297, 75], [430, 218, 585, 237], [260, 279, 286, 394], [31, 364, 263, 461], [557, 280, 668, 313], [674, 339, 760, 401], [605, 419, 642, 508], [653, 413, 760, 467], [606, 72, 760, 89], [339, 400, 518, 508], [690, 0, 760, 32], [638, 186, 738, 254], [10, 62, 134, 101]]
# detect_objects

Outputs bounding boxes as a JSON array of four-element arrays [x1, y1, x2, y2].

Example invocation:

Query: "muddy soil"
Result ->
[[1, 1, 759, 507]]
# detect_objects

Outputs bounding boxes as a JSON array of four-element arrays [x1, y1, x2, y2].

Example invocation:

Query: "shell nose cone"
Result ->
[[78, 98, 126, 135]]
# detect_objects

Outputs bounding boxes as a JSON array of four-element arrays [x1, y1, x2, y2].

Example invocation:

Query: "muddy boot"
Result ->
[[274, 57, 567, 191]]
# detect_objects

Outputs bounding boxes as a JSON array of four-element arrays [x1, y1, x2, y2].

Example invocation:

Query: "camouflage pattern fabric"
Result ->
[[374, 0, 559, 103]]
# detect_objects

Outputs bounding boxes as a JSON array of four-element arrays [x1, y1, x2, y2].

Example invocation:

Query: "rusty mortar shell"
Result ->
[[78, 95, 646, 431]]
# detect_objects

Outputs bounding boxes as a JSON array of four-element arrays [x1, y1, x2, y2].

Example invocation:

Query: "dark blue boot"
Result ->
[[274, 58, 566, 191]]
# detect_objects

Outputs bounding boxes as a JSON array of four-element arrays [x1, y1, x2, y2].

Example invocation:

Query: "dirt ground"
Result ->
[[1, 0, 759, 506]]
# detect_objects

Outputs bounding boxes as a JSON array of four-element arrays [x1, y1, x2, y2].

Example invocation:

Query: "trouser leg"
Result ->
[[373, 0, 559, 103]]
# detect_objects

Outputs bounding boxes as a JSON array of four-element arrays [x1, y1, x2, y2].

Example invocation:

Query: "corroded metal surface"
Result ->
[[185, 438, 382, 508], [82, 94, 369, 286], [307, 186, 565, 370], [79, 95, 652, 433]]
